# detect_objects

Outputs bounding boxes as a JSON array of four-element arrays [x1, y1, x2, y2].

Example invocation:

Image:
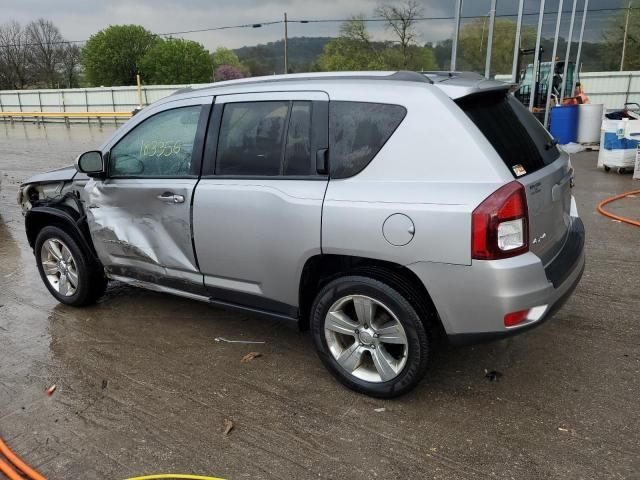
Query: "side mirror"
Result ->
[[76, 150, 105, 177]]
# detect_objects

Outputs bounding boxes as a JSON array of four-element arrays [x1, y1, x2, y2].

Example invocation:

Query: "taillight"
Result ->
[[472, 181, 528, 260]]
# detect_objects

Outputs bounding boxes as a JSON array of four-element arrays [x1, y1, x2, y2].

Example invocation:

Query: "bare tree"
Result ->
[[26, 18, 65, 87], [0, 21, 31, 89], [60, 44, 81, 88], [376, 0, 423, 68]]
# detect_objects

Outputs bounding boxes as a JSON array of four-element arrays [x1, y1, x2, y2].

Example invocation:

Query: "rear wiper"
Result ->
[[544, 138, 558, 150]]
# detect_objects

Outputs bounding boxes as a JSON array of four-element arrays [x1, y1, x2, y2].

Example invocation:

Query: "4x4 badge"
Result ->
[[532, 232, 547, 245]]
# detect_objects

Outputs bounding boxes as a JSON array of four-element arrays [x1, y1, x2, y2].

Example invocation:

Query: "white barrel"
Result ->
[[577, 104, 604, 143]]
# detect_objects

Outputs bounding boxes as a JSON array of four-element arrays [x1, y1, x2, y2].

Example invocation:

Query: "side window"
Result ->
[[329, 101, 406, 179], [216, 102, 288, 176], [215, 101, 314, 176], [284, 102, 312, 175], [110, 106, 202, 177]]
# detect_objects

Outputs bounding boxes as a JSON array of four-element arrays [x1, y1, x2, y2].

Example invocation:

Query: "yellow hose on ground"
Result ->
[[124, 475, 225, 480], [596, 189, 640, 227]]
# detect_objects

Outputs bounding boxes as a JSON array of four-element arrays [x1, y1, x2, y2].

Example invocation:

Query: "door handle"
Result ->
[[157, 192, 185, 204]]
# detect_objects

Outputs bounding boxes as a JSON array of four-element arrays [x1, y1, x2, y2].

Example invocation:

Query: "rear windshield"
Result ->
[[457, 91, 560, 177]]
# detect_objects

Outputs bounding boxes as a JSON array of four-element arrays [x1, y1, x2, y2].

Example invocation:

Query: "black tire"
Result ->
[[310, 275, 430, 398], [604, 165, 611, 172], [34, 225, 107, 306]]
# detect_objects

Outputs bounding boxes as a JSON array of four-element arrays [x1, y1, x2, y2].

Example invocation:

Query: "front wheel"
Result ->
[[35, 225, 107, 306], [310, 276, 430, 398]]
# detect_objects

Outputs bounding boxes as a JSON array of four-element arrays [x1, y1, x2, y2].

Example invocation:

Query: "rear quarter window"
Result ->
[[330, 101, 406, 179], [456, 92, 560, 177]]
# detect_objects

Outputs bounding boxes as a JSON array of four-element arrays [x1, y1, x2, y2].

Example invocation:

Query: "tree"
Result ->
[[381, 44, 437, 70], [0, 21, 31, 89], [376, 0, 423, 68], [605, 7, 640, 70], [60, 44, 81, 88], [215, 65, 244, 81], [211, 47, 249, 78], [140, 38, 212, 84], [82, 25, 157, 86], [212, 47, 241, 69], [457, 18, 536, 75], [317, 16, 436, 72], [25, 19, 64, 87], [317, 17, 384, 71]]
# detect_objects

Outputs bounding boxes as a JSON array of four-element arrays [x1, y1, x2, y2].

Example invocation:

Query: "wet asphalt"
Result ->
[[0, 122, 639, 480]]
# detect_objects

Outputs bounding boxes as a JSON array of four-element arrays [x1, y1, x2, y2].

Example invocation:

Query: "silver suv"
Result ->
[[19, 71, 585, 397]]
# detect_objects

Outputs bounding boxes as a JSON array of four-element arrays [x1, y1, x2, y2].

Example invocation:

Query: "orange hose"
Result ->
[[596, 189, 640, 227], [0, 437, 46, 480], [0, 457, 24, 480]]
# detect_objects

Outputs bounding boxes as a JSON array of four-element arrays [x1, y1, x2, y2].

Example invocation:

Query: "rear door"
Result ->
[[457, 91, 572, 265], [192, 91, 329, 313]]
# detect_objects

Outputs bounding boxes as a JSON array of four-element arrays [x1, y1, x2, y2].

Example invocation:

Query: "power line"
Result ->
[[0, 6, 635, 49], [289, 6, 637, 23]]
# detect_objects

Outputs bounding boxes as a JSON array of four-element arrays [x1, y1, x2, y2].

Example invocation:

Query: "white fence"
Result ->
[[0, 84, 209, 116], [494, 71, 640, 110], [1, 71, 638, 121]]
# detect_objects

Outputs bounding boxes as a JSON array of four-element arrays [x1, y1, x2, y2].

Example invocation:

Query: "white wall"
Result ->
[[494, 71, 640, 110]]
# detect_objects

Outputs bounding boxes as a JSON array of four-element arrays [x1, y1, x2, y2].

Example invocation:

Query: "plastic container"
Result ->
[[577, 104, 603, 143], [597, 118, 639, 171], [550, 105, 579, 144]]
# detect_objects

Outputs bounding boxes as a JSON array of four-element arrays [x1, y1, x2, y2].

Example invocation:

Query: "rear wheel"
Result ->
[[310, 275, 430, 398], [35, 225, 107, 306]]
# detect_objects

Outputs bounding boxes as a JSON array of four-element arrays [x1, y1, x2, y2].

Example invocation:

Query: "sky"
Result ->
[[0, 0, 628, 50]]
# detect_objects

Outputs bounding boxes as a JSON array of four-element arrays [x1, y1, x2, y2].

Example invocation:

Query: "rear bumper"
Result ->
[[408, 216, 585, 345]]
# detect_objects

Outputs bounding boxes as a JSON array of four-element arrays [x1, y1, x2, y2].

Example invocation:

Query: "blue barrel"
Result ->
[[550, 105, 579, 144]]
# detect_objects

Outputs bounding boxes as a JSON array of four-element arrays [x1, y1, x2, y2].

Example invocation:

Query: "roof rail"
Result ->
[[172, 71, 433, 96], [420, 71, 485, 80]]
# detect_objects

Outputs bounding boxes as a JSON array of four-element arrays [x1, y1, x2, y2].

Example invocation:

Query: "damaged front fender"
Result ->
[[25, 205, 99, 262]]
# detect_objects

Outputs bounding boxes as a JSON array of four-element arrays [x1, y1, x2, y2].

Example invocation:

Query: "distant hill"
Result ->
[[234, 37, 332, 75]]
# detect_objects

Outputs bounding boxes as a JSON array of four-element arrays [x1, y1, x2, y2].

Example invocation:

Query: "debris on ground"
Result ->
[[214, 337, 265, 344], [46, 385, 57, 396], [558, 426, 576, 434], [101, 379, 108, 390], [484, 369, 503, 382], [374, 408, 386, 413], [241, 352, 262, 363], [222, 418, 234, 436]]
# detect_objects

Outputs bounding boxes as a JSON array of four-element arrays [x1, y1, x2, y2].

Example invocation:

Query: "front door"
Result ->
[[193, 91, 329, 314], [84, 97, 212, 293]]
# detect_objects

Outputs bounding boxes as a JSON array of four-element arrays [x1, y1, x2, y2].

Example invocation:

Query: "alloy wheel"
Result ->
[[40, 238, 78, 297], [324, 294, 409, 383]]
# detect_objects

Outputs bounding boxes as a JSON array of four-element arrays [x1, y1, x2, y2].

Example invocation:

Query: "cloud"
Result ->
[[1, 0, 625, 50]]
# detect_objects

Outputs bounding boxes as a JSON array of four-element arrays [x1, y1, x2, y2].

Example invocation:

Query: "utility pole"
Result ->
[[451, 0, 462, 71], [511, 0, 525, 83], [544, 0, 564, 129], [560, 0, 578, 103], [529, 0, 546, 111], [284, 12, 288, 74], [621, 0, 632, 71], [574, 0, 590, 91], [484, 0, 497, 79]]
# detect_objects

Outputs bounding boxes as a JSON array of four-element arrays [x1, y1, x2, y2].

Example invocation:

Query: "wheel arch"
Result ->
[[298, 254, 444, 338], [26, 206, 99, 263]]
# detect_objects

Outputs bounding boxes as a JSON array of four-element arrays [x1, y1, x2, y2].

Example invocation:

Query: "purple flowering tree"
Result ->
[[215, 65, 244, 81]]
